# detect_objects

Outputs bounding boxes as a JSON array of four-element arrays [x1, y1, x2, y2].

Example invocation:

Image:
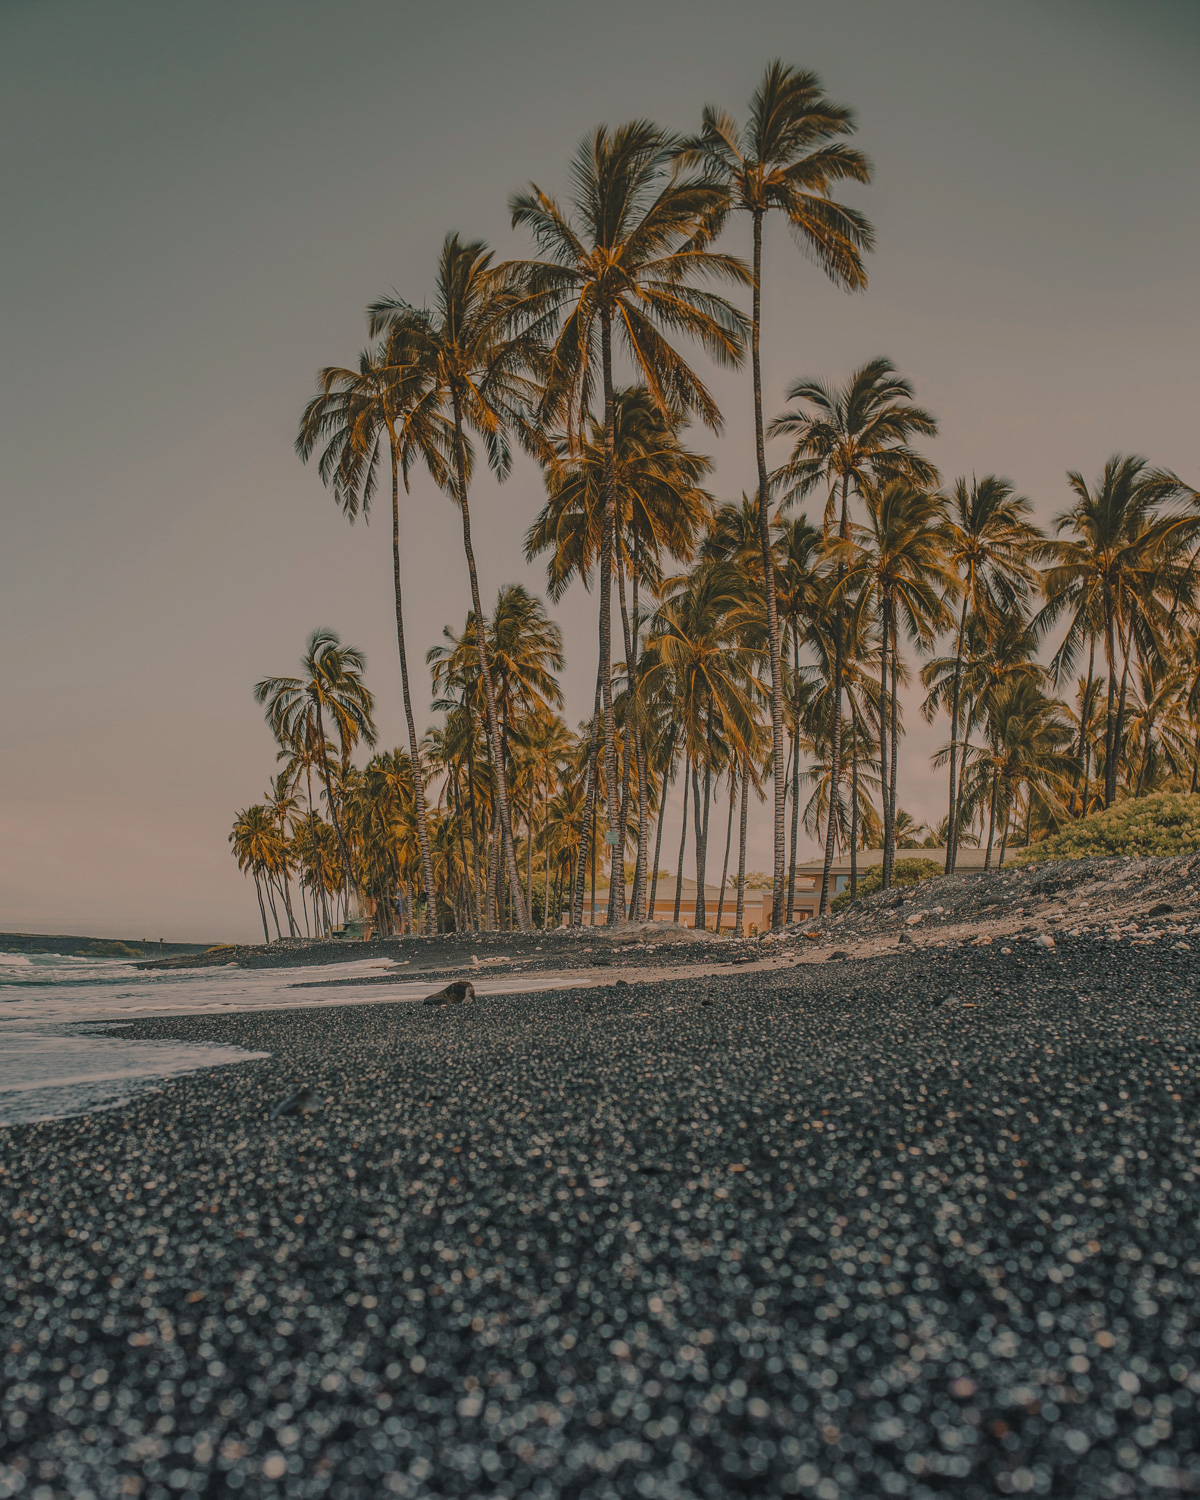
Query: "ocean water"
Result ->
[[0, 950, 581, 1127]]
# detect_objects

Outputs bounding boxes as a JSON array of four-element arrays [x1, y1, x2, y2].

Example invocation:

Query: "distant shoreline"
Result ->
[[0, 931, 220, 960]]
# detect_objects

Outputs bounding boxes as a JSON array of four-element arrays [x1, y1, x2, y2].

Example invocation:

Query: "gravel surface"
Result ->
[[4, 934, 1200, 1499]]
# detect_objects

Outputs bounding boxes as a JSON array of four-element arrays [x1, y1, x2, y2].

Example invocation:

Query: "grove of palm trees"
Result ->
[[230, 63, 1198, 942]]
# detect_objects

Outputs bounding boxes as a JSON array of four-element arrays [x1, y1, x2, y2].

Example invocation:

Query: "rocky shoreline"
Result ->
[[4, 879, 1200, 1495]]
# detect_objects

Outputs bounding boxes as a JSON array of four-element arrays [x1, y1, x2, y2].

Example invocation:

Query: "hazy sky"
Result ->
[[2, 0, 1197, 941]]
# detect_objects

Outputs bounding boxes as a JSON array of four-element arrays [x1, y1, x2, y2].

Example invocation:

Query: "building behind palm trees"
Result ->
[[580, 847, 988, 933]]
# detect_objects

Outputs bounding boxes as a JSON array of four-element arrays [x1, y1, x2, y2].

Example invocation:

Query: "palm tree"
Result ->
[[526, 385, 714, 918], [644, 560, 764, 929], [770, 357, 937, 911], [296, 334, 448, 932], [368, 234, 541, 930], [229, 805, 282, 944], [1039, 455, 1193, 807], [842, 483, 953, 885], [676, 62, 874, 928], [934, 475, 1041, 871], [254, 629, 376, 910], [508, 120, 749, 922], [263, 771, 300, 937]]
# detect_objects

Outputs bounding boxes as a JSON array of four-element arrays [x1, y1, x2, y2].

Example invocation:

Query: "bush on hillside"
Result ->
[[832, 856, 943, 911], [1014, 791, 1200, 863]]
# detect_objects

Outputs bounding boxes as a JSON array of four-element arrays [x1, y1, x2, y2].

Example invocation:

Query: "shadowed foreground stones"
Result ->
[[3, 936, 1200, 1498]]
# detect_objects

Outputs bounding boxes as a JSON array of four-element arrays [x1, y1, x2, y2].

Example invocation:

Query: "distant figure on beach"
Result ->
[[422, 980, 476, 1006]]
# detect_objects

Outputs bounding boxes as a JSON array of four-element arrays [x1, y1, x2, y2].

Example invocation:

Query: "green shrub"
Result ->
[[832, 856, 943, 911], [1014, 791, 1200, 864]]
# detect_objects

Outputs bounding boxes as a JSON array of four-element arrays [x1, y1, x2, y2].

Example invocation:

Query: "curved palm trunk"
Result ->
[[388, 438, 438, 933], [252, 871, 271, 945], [449, 392, 529, 930], [735, 755, 749, 935], [598, 312, 627, 925], [465, 719, 483, 930], [946, 592, 970, 873], [751, 211, 788, 930], [984, 768, 999, 868]]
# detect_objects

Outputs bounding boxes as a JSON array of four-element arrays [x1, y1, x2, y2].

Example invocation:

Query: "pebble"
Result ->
[[4, 938, 1200, 1497]]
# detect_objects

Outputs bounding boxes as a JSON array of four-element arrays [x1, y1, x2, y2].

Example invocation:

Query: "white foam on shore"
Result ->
[[0, 951, 589, 1125]]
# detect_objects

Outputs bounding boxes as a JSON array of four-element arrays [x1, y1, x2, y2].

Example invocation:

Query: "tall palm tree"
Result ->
[[934, 475, 1041, 871], [842, 483, 953, 884], [296, 334, 448, 933], [770, 356, 937, 911], [1039, 455, 1193, 807], [368, 234, 540, 929], [507, 120, 749, 922], [254, 629, 377, 909], [229, 805, 283, 944], [676, 61, 874, 927], [526, 386, 714, 918]]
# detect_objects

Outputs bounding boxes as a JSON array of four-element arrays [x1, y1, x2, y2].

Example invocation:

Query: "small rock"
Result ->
[[1034, 934, 1056, 949], [1148, 903, 1174, 918], [423, 980, 476, 1006], [271, 1085, 319, 1120]]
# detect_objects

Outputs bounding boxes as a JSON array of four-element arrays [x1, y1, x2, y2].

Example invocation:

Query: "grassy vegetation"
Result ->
[[1014, 791, 1200, 863], [832, 857, 944, 911]]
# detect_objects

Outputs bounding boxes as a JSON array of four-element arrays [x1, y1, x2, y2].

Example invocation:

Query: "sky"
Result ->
[[1, 0, 1197, 942]]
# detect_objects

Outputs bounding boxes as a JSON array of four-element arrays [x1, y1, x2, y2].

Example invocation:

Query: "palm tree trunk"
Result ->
[[252, 872, 270, 945], [998, 797, 1011, 867], [1072, 636, 1096, 817], [849, 717, 860, 900], [571, 683, 603, 926], [878, 600, 891, 889], [452, 766, 477, 931], [1111, 630, 1134, 801], [264, 876, 283, 941], [387, 438, 437, 933], [313, 704, 357, 911], [715, 762, 736, 934], [750, 209, 788, 930], [887, 636, 900, 886], [1023, 790, 1033, 849], [617, 550, 650, 921], [449, 391, 529, 929], [464, 724, 483, 930], [946, 591, 970, 873], [819, 475, 851, 913], [692, 759, 708, 931], [984, 769, 998, 868], [735, 754, 749, 935], [598, 310, 627, 925], [673, 758, 690, 925], [1103, 614, 1119, 808], [648, 729, 676, 921], [787, 624, 802, 920], [589, 793, 598, 926]]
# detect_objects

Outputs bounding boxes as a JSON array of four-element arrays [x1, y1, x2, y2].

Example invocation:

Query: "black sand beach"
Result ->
[[4, 928, 1200, 1498]]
